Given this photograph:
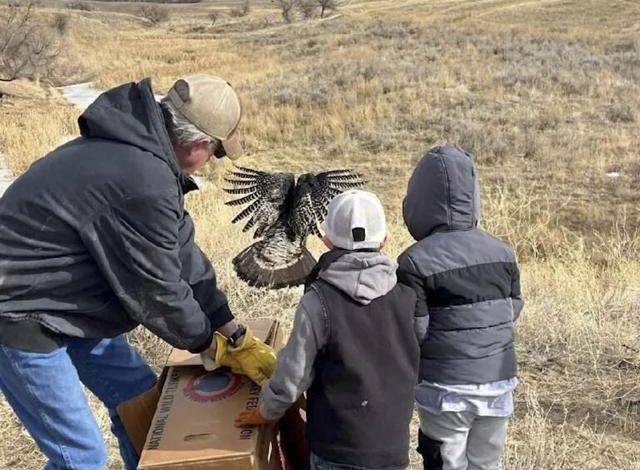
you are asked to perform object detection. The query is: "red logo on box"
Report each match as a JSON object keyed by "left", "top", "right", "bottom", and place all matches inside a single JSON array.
[{"left": 184, "top": 369, "right": 243, "bottom": 402}]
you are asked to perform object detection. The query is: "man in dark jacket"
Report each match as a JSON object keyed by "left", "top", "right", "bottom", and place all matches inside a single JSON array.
[
  {"left": 0, "top": 74, "right": 275, "bottom": 470},
  {"left": 397, "top": 146, "right": 524, "bottom": 470}
]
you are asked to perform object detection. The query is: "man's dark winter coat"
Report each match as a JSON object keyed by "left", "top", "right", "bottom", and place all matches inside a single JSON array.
[{"left": 0, "top": 79, "right": 231, "bottom": 352}]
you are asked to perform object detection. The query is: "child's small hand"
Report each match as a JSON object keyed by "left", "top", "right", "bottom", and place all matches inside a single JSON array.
[{"left": 235, "top": 409, "right": 274, "bottom": 427}]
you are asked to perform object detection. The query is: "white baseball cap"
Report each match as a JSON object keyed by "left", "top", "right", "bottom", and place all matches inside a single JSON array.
[{"left": 322, "top": 190, "right": 387, "bottom": 250}]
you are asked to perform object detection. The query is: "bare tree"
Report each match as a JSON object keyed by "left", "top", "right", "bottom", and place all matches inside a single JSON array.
[
  {"left": 207, "top": 11, "right": 219, "bottom": 26},
  {"left": 138, "top": 4, "right": 169, "bottom": 25},
  {"left": 317, "top": 0, "right": 337, "bottom": 18},
  {"left": 298, "top": 1, "right": 316, "bottom": 19},
  {"left": 0, "top": 1, "right": 63, "bottom": 82},
  {"left": 240, "top": 0, "right": 250, "bottom": 16},
  {"left": 272, "top": 0, "right": 297, "bottom": 23},
  {"left": 52, "top": 13, "right": 70, "bottom": 35}
]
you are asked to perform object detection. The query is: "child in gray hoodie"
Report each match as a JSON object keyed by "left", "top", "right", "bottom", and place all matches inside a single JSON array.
[{"left": 236, "top": 189, "right": 420, "bottom": 470}]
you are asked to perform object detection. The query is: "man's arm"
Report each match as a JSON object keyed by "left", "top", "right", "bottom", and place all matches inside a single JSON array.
[
  {"left": 259, "top": 291, "right": 328, "bottom": 421},
  {"left": 178, "top": 210, "right": 235, "bottom": 337},
  {"left": 397, "top": 253, "right": 429, "bottom": 344},
  {"left": 80, "top": 188, "right": 215, "bottom": 352}
]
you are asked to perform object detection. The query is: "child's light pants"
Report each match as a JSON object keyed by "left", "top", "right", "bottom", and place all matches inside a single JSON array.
[{"left": 417, "top": 409, "right": 508, "bottom": 470}]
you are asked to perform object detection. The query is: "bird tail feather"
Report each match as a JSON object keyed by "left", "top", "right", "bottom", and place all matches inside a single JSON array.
[{"left": 232, "top": 243, "right": 316, "bottom": 289}]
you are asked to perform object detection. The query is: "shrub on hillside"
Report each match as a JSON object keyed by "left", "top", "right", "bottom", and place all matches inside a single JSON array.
[
  {"left": 316, "top": 0, "right": 338, "bottom": 18},
  {"left": 207, "top": 11, "right": 219, "bottom": 26},
  {"left": 272, "top": 0, "right": 297, "bottom": 23},
  {"left": 271, "top": 0, "right": 341, "bottom": 22},
  {"left": 229, "top": 0, "right": 250, "bottom": 17},
  {"left": 298, "top": 1, "right": 316, "bottom": 19},
  {"left": 0, "top": 1, "right": 65, "bottom": 82},
  {"left": 138, "top": 4, "right": 169, "bottom": 24},
  {"left": 65, "top": 0, "right": 94, "bottom": 10},
  {"left": 606, "top": 103, "right": 636, "bottom": 123},
  {"left": 52, "top": 13, "right": 70, "bottom": 34},
  {"left": 93, "top": 0, "right": 200, "bottom": 3}
]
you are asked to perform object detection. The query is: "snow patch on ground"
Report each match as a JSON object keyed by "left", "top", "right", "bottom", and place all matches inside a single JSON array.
[
  {"left": 57, "top": 82, "right": 163, "bottom": 111},
  {"left": 58, "top": 82, "right": 103, "bottom": 111}
]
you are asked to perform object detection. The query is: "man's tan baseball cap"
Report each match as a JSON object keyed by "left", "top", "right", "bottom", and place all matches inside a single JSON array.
[{"left": 167, "top": 74, "right": 243, "bottom": 159}]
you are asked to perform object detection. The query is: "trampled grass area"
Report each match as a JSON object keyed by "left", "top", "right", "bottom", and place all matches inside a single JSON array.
[{"left": 0, "top": 1, "right": 639, "bottom": 468}]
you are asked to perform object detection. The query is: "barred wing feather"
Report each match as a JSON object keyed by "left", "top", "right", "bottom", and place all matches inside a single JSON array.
[
  {"left": 223, "top": 166, "right": 295, "bottom": 239},
  {"left": 290, "top": 170, "right": 365, "bottom": 237}
]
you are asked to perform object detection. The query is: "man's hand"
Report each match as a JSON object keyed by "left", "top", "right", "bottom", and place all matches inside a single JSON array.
[
  {"left": 235, "top": 409, "right": 274, "bottom": 428},
  {"left": 200, "top": 347, "right": 218, "bottom": 371},
  {"left": 214, "top": 327, "right": 276, "bottom": 385}
]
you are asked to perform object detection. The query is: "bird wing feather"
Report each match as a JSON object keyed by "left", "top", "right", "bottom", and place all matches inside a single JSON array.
[
  {"left": 223, "top": 166, "right": 295, "bottom": 238},
  {"left": 290, "top": 169, "right": 365, "bottom": 238}
]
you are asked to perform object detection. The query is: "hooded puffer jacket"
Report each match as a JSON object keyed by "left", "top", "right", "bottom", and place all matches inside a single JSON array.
[{"left": 398, "top": 146, "right": 523, "bottom": 384}]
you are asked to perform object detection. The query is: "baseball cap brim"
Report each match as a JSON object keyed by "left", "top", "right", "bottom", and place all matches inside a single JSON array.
[
  {"left": 216, "top": 134, "right": 243, "bottom": 160},
  {"left": 214, "top": 135, "right": 244, "bottom": 160}
]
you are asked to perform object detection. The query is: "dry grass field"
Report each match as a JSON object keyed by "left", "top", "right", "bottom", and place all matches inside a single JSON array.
[{"left": 1, "top": 0, "right": 639, "bottom": 469}]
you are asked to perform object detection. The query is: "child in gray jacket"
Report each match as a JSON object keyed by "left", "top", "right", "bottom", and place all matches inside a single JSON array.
[
  {"left": 398, "top": 146, "right": 524, "bottom": 470},
  {"left": 236, "top": 189, "right": 420, "bottom": 470}
]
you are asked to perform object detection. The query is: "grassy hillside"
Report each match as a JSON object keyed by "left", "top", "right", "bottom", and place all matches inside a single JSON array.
[{"left": 0, "top": 1, "right": 639, "bottom": 468}]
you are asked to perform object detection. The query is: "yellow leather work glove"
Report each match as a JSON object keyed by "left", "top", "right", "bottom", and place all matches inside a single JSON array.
[{"left": 214, "top": 327, "right": 276, "bottom": 385}]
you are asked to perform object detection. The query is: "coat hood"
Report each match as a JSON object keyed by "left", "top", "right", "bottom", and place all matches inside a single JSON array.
[
  {"left": 402, "top": 146, "right": 482, "bottom": 241},
  {"left": 78, "top": 78, "right": 180, "bottom": 176},
  {"left": 318, "top": 251, "right": 398, "bottom": 305}
]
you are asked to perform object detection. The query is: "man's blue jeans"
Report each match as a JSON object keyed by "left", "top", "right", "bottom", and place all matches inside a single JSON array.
[{"left": 0, "top": 335, "right": 157, "bottom": 470}]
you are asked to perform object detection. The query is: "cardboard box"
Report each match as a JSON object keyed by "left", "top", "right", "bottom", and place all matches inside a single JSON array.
[{"left": 118, "top": 319, "right": 284, "bottom": 470}]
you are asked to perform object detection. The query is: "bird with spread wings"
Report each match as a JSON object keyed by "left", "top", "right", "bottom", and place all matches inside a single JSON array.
[{"left": 223, "top": 166, "right": 365, "bottom": 289}]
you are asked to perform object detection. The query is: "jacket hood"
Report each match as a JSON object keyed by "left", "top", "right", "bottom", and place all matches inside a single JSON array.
[
  {"left": 402, "top": 146, "right": 482, "bottom": 241},
  {"left": 318, "top": 251, "right": 398, "bottom": 305},
  {"left": 78, "top": 78, "right": 180, "bottom": 176}
]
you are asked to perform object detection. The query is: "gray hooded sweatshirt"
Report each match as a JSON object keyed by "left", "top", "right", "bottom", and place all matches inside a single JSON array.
[{"left": 259, "top": 251, "right": 401, "bottom": 420}]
